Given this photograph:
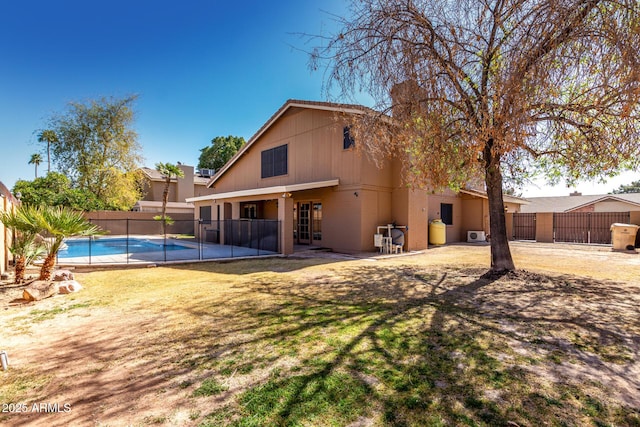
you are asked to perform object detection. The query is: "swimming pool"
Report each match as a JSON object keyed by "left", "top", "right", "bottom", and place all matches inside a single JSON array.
[{"left": 57, "top": 238, "right": 191, "bottom": 258}]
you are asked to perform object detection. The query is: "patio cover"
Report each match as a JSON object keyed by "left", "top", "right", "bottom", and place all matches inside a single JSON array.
[{"left": 185, "top": 179, "right": 340, "bottom": 203}]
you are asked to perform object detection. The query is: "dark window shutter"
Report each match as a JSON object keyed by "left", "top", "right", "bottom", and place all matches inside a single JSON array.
[
  {"left": 274, "top": 145, "right": 287, "bottom": 176},
  {"left": 261, "top": 144, "right": 287, "bottom": 178},
  {"left": 441, "top": 203, "right": 453, "bottom": 225},
  {"left": 261, "top": 148, "right": 274, "bottom": 178}
]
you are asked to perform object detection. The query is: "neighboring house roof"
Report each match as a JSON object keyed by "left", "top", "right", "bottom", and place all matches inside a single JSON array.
[
  {"left": 459, "top": 188, "right": 530, "bottom": 206},
  {"left": 141, "top": 167, "right": 172, "bottom": 181},
  {"left": 521, "top": 193, "right": 640, "bottom": 213},
  {"left": 140, "top": 167, "right": 209, "bottom": 185},
  {"left": 207, "top": 99, "right": 381, "bottom": 188}
]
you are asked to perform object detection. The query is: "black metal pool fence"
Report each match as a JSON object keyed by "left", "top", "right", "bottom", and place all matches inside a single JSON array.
[{"left": 57, "top": 219, "right": 281, "bottom": 265}]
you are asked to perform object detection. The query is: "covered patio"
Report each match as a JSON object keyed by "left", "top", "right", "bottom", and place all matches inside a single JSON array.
[{"left": 187, "top": 179, "right": 340, "bottom": 255}]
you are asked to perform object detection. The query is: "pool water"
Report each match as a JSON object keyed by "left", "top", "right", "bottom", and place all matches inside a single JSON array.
[{"left": 57, "top": 238, "right": 190, "bottom": 258}]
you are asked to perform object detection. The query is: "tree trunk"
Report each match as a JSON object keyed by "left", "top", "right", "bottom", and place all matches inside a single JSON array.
[
  {"left": 14, "top": 256, "right": 26, "bottom": 284},
  {"left": 484, "top": 140, "right": 516, "bottom": 272},
  {"left": 162, "top": 179, "right": 170, "bottom": 236},
  {"left": 39, "top": 254, "right": 56, "bottom": 281}
]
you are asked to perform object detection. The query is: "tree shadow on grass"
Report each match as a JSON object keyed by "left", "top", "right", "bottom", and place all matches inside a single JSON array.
[
  {"left": 191, "top": 265, "right": 640, "bottom": 426},
  {"left": 4, "top": 263, "right": 638, "bottom": 426}
]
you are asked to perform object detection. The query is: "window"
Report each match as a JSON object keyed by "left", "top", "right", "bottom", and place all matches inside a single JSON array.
[
  {"left": 441, "top": 203, "right": 453, "bottom": 225},
  {"left": 241, "top": 203, "right": 258, "bottom": 219},
  {"left": 261, "top": 144, "right": 288, "bottom": 178},
  {"left": 343, "top": 126, "right": 355, "bottom": 149},
  {"left": 312, "top": 202, "right": 322, "bottom": 241}
]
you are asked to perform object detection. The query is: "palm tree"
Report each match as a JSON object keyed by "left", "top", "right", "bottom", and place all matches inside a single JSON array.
[
  {"left": 35, "top": 206, "right": 103, "bottom": 280},
  {"left": 29, "top": 153, "right": 43, "bottom": 178},
  {"left": 37, "top": 129, "right": 58, "bottom": 174},
  {"left": 154, "top": 162, "right": 184, "bottom": 235},
  {"left": 0, "top": 205, "right": 46, "bottom": 283}
]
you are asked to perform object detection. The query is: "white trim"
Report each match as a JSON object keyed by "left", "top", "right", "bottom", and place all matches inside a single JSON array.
[{"left": 186, "top": 179, "right": 340, "bottom": 203}]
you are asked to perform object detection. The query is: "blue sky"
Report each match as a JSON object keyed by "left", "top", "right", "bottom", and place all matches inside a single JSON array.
[{"left": 0, "top": 0, "right": 636, "bottom": 197}]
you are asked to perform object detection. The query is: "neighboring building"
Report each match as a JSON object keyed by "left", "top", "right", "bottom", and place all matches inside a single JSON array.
[
  {"left": 187, "top": 99, "right": 528, "bottom": 255},
  {"left": 0, "top": 181, "right": 19, "bottom": 277},
  {"left": 521, "top": 192, "right": 640, "bottom": 213},
  {"left": 135, "top": 164, "right": 215, "bottom": 213}
]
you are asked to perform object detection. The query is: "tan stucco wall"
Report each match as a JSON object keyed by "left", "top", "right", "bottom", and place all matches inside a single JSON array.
[
  {"left": 460, "top": 198, "right": 484, "bottom": 241},
  {"left": 428, "top": 191, "right": 463, "bottom": 243},
  {"left": 84, "top": 211, "right": 195, "bottom": 235},
  {"left": 143, "top": 181, "right": 177, "bottom": 203},
  {"left": 504, "top": 201, "right": 521, "bottom": 213},
  {"left": 176, "top": 164, "right": 195, "bottom": 202},
  {"left": 505, "top": 212, "right": 514, "bottom": 240},
  {"left": 389, "top": 188, "right": 429, "bottom": 251}
]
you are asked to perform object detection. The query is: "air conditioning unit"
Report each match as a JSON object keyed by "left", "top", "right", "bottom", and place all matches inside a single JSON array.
[{"left": 467, "top": 231, "right": 486, "bottom": 243}]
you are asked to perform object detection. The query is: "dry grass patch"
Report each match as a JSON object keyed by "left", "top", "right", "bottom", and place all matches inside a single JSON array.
[{"left": 1, "top": 246, "right": 639, "bottom": 426}]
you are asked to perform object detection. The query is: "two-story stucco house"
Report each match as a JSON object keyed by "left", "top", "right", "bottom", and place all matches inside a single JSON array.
[{"left": 187, "top": 100, "right": 527, "bottom": 255}]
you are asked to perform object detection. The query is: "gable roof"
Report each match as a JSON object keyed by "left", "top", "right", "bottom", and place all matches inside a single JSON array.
[
  {"left": 206, "top": 99, "right": 379, "bottom": 188},
  {"left": 521, "top": 193, "right": 640, "bottom": 213}
]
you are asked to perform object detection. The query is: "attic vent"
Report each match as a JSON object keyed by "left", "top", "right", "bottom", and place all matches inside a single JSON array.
[{"left": 199, "top": 168, "right": 215, "bottom": 177}]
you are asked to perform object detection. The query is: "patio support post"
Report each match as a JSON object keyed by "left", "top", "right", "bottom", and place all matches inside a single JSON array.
[{"left": 279, "top": 196, "right": 294, "bottom": 255}]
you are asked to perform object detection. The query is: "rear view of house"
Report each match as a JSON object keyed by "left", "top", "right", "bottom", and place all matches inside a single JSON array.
[{"left": 188, "top": 100, "right": 527, "bottom": 255}]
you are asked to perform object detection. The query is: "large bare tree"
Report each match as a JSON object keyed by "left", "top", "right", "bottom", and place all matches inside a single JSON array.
[{"left": 313, "top": 0, "right": 640, "bottom": 271}]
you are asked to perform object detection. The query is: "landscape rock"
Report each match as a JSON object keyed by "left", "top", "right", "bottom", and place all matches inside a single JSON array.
[
  {"left": 23, "top": 281, "right": 60, "bottom": 301},
  {"left": 52, "top": 270, "right": 75, "bottom": 281},
  {"left": 58, "top": 280, "right": 83, "bottom": 294}
]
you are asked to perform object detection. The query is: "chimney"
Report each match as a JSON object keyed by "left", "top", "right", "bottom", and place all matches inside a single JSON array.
[
  {"left": 569, "top": 191, "right": 582, "bottom": 196},
  {"left": 390, "top": 80, "right": 423, "bottom": 117}
]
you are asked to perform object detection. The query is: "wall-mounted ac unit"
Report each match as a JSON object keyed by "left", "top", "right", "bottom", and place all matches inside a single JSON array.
[{"left": 467, "top": 231, "right": 486, "bottom": 243}]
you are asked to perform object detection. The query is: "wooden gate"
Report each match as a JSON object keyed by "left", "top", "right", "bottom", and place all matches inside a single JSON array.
[
  {"left": 513, "top": 213, "right": 536, "bottom": 240},
  {"left": 553, "top": 212, "right": 630, "bottom": 244}
]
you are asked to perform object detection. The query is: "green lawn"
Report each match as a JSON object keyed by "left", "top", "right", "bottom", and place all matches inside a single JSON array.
[{"left": 1, "top": 247, "right": 639, "bottom": 426}]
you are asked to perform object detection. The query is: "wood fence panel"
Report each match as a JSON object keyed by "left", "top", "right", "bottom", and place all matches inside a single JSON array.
[
  {"left": 553, "top": 212, "right": 630, "bottom": 244},
  {"left": 513, "top": 213, "right": 536, "bottom": 240}
]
